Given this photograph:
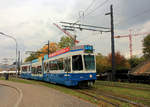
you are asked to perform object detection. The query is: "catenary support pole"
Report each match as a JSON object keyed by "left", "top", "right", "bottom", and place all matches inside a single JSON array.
[{"left": 106, "top": 5, "right": 116, "bottom": 81}]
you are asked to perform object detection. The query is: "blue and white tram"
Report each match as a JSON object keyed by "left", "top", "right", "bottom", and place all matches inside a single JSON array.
[
  {"left": 21, "top": 45, "right": 96, "bottom": 86},
  {"left": 20, "top": 62, "right": 31, "bottom": 79},
  {"left": 30, "top": 59, "right": 43, "bottom": 80}
]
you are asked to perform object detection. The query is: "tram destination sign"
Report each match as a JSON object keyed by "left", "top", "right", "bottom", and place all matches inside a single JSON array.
[
  {"left": 84, "top": 45, "right": 93, "bottom": 53},
  {"left": 71, "top": 45, "right": 93, "bottom": 53}
]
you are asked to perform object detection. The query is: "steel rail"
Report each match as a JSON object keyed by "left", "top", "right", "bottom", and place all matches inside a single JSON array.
[
  {"left": 76, "top": 89, "right": 119, "bottom": 107},
  {"left": 88, "top": 88, "right": 148, "bottom": 107}
]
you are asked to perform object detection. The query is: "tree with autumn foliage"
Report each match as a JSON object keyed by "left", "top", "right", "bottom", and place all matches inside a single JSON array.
[
  {"left": 128, "top": 56, "right": 145, "bottom": 68},
  {"left": 25, "top": 42, "right": 60, "bottom": 62},
  {"left": 39, "top": 42, "right": 60, "bottom": 57},
  {"left": 25, "top": 51, "right": 41, "bottom": 62},
  {"left": 58, "top": 36, "right": 74, "bottom": 48},
  {"left": 143, "top": 34, "right": 150, "bottom": 59},
  {"left": 107, "top": 52, "right": 130, "bottom": 70},
  {"left": 96, "top": 53, "right": 111, "bottom": 74}
]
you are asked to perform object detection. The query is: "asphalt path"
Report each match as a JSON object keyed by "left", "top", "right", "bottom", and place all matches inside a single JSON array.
[
  {"left": 0, "top": 80, "right": 97, "bottom": 107},
  {"left": 0, "top": 85, "right": 18, "bottom": 107}
]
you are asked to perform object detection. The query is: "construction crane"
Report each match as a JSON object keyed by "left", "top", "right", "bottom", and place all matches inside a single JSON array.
[
  {"left": 115, "top": 31, "right": 150, "bottom": 58},
  {"left": 53, "top": 23, "right": 79, "bottom": 46}
]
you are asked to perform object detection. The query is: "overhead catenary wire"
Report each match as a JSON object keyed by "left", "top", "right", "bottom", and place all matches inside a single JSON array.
[
  {"left": 115, "top": 8, "right": 150, "bottom": 26},
  {"left": 74, "top": 0, "right": 110, "bottom": 24},
  {"left": 62, "top": 26, "right": 110, "bottom": 32},
  {"left": 60, "top": 21, "right": 111, "bottom": 33},
  {"left": 84, "top": 0, "right": 96, "bottom": 13},
  {"left": 60, "top": 21, "right": 110, "bottom": 29},
  {"left": 85, "top": 0, "right": 110, "bottom": 17},
  {"left": 74, "top": 0, "right": 97, "bottom": 24}
]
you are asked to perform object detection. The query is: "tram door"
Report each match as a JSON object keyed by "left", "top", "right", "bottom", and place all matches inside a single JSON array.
[{"left": 64, "top": 57, "right": 71, "bottom": 79}]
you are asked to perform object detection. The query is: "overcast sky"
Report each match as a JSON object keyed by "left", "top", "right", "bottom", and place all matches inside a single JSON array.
[{"left": 0, "top": 0, "right": 150, "bottom": 63}]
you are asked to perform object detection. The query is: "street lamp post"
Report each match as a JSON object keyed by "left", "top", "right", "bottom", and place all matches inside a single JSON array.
[{"left": 0, "top": 32, "right": 18, "bottom": 76}]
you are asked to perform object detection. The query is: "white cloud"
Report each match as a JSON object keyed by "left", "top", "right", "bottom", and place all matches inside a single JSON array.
[
  {"left": 0, "top": 0, "right": 150, "bottom": 63},
  {"left": 0, "top": 0, "right": 78, "bottom": 62}
]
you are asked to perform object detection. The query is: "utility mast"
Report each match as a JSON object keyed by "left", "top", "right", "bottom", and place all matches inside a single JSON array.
[{"left": 105, "top": 5, "right": 116, "bottom": 81}]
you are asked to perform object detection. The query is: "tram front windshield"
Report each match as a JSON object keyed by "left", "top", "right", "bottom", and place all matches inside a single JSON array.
[
  {"left": 84, "top": 55, "right": 95, "bottom": 70},
  {"left": 72, "top": 55, "right": 83, "bottom": 71}
]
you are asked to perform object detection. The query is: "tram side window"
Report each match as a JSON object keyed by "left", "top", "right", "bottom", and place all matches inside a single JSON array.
[
  {"left": 29, "top": 66, "right": 32, "bottom": 72},
  {"left": 72, "top": 55, "right": 83, "bottom": 71},
  {"left": 46, "top": 63, "right": 49, "bottom": 71},
  {"left": 54, "top": 61, "right": 58, "bottom": 70},
  {"left": 32, "top": 67, "right": 36, "bottom": 74},
  {"left": 57, "top": 58, "right": 64, "bottom": 70},
  {"left": 28, "top": 66, "right": 30, "bottom": 72},
  {"left": 25, "top": 66, "right": 28, "bottom": 72},
  {"left": 22, "top": 66, "right": 27, "bottom": 72},
  {"left": 49, "top": 59, "right": 64, "bottom": 71},
  {"left": 37, "top": 66, "right": 42, "bottom": 74},
  {"left": 21, "top": 67, "right": 24, "bottom": 72},
  {"left": 27, "top": 66, "right": 31, "bottom": 72},
  {"left": 64, "top": 58, "right": 71, "bottom": 72},
  {"left": 44, "top": 62, "right": 48, "bottom": 72},
  {"left": 49, "top": 61, "right": 57, "bottom": 70},
  {"left": 49, "top": 61, "right": 51, "bottom": 70}
]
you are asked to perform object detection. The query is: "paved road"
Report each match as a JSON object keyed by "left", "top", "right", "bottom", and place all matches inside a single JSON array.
[
  {"left": 0, "top": 84, "right": 18, "bottom": 107},
  {"left": 0, "top": 80, "right": 97, "bottom": 107}
]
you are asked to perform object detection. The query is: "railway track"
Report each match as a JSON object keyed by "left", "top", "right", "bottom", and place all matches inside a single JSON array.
[
  {"left": 74, "top": 86, "right": 149, "bottom": 107},
  {"left": 76, "top": 89, "right": 120, "bottom": 107},
  {"left": 95, "top": 82, "right": 150, "bottom": 105},
  {"left": 86, "top": 88, "right": 148, "bottom": 107},
  {"left": 96, "top": 82, "right": 150, "bottom": 92}
]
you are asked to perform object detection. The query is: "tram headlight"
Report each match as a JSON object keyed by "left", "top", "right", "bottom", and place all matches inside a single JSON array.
[{"left": 89, "top": 74, "right": 92, "bottom": 78}]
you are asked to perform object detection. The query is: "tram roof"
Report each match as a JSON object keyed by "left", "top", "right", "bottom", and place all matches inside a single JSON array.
[{"left": 31, "top": 45, "right": 93, "bottom": 63}]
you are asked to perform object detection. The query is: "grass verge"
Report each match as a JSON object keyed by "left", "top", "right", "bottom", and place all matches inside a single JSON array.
[
  {"left": 95, "top": 80, "right": 150, "bottom": 106},
  {"left": 96, "top": 80, "right": 150, "bottom": 89}
]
